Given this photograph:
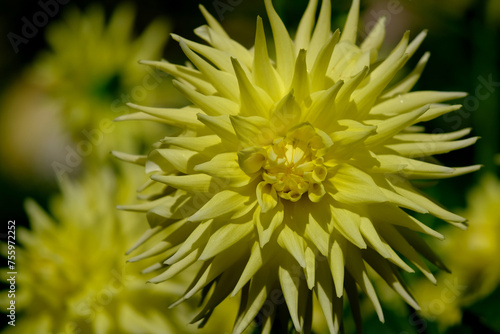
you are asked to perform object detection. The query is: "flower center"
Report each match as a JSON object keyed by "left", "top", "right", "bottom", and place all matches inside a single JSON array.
[{"left": 262, "top": 125, "right": 328, "bottom": 203}]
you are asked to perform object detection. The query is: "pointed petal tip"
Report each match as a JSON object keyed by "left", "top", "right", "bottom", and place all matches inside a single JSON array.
[
  {"left": 435, "top": 232, "right": 445, "bottom": 241},
  {"left": 149, "top": 174, "right": 162, "bottom": 182},
  {"left": 397, "top": 30, "right": 410, "bottom": 44},
  {"left": 126, "top": 102, "right": 140, "bottom": 109},
  {"left": 442, "top": 264, "right": 452, "bottom": 274},
  {"left": 138, "top": 59, "right": 160, "bottom": 66},
  {"left": 178, "top": 38, "right": 189, "bottom": 51},
  {"left": 452, "top": 164, "right": 483, "bottom": 176},
  {"left": 457, "top": 220, "right": 468, "bottom": 230},
  {"left": 170, "top": 33, "right": 181, "bottom": 42}
]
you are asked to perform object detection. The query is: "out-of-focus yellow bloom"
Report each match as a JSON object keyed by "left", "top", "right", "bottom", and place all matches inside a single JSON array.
[
  {"left": 32, "top": 3, "right": 180, "bottom": 156},
  {"left": 34, "top": 3, "right": 171, "bottom": 133},
  {"left": 116, "top": 0, "right": 478, "bottom": 332},
  {"left": 415, "top": 174, "right": 500, "bottom": 329},
  {"left": 0, "top": 167, "right": 234, "bottom": 334},
  {"left": 449, "top": 174, "right": 500, "bottom": 301},
  {"left": 0, "top": 4, "right": 179, "bottom": 184},
  {"left": 412, "top": 273, "right": 464, "bottom": 330}
]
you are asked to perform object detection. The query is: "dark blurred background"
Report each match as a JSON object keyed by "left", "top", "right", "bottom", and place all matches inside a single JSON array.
[{"left": 0, "top": 0, "right": 499, "bottom": 333}]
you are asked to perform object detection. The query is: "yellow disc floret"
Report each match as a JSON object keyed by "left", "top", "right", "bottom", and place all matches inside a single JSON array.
[{"left": 261, "top": 125, "right": 329, "bottom": 203}]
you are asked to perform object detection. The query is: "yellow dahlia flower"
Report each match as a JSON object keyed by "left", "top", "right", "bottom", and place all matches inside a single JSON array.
[
  {"left": 0, "top": 168, "right": 233, "bottom": 334},
  {"left": 117, "top": 0, "right": 479, "bottom": 332},
  {"left": 415, "top": 173, "right": 500, "bottom": 329}
]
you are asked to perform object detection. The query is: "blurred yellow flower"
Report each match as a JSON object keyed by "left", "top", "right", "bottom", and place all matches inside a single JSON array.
[
  {"left": 415, "top": 174, "right": 500, "bottom": 329},
  {"left": 117, "top": 0, "right": 479, "bottom": 332},
  {"left": 449, "top": 174, "right": 500, "bottom": 300},
  {"left": 35, "top": 3, "right": 169, "bottom": 129},
  {"left": 0, "top": 167, "right": 234, "bottom": 334},
  {"left": 33, "top": 3, "right": 179, "bottom": 153},
  {"left": 0, "top": 4, "right": 179, "bottom": 185}
]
